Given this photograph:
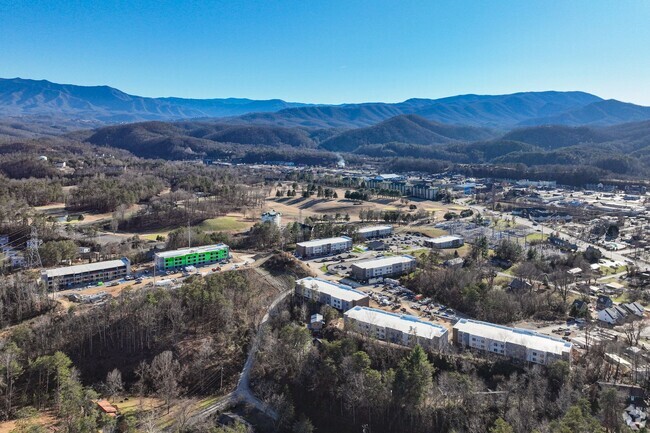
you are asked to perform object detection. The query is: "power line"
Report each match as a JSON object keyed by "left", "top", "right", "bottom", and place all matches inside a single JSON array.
[{"left": 25, "top": 226, "right": 42, "bottom": 269}]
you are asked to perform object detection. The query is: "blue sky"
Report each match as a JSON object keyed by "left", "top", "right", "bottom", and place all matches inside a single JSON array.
[{"left": 1, "top": 0, "right": 649, "bottom": 104}]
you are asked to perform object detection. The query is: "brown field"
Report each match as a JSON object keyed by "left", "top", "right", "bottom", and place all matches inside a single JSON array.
[
  {"left": 0, "top": 412, "right": 57, "bottom": 433},
  {"left": 265, "top": 187, "right": 468, "bottom": 225}
]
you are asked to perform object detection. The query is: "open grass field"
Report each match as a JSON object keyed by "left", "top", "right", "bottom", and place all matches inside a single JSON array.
[
  {"left": 34, "top": 203, "right": 142, "bottom": 225},
  {"left": 199, "top": 215, "right": 252, "bottom": 232},
  {"left": 0, "top": 412, "right": 57, "bottom": 433},
  {"left": 525, "top": 232, "right": 549, "bottom": 242},
  {"left": 404, "top": 226, "right": 448, "bottom": 238},
  {"left": 598, "top": 265, "right": 628, "bottom": 276},
  {"left": 141, "top": 230, "right": 171, "bottom": 241}
]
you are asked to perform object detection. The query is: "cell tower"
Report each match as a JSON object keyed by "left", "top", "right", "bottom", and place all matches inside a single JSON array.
[{"left": 25, "top": 226, "right": 43, "bottom": 269}]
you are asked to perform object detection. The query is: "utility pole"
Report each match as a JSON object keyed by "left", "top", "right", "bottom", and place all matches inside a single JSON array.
[{"left": 188, "top": 217, "right": 191, "bottom": 248}]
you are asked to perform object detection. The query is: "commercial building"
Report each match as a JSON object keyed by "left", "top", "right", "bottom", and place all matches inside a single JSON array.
[
  {"left": 295, "top": 236, "right": 352, "bottom": 259},
  {"left": 261, "top": 210, "right": 282, "bottom": 227},
  {"left": 295, "top": 277, "right": 369, "bottom": 311},
  {"left": 365, "top": 179, "right": 439, "bottom": 200},
  {"left": 154, "top": 244, "right": 229, "bottom": 271},
  {"left": 424, "top": 235, "right": 464, "bottom": 249},
  {"left": 452, "top": 318, "right": 572, "bottom": 365},
  {"left": 42, "top": 258, "right": 131, "bottom": 290},
  {"left": 344, "top": 306, "right": 448, "bottom": 351},
  {"left": 350, "top": 255, "right": 416, "bottom": 281},
  {"left": 374, "top": 174, "right": 406, "bottom": 182},
  {"left": 358, "top": 225, "right": 393, "bottom": 239}
]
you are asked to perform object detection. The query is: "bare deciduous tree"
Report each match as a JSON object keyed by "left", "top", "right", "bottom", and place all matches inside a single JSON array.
[
  {"left": 150, "top": 351, "right": 182, "bottom": 413},
  {"left": 105, "top": 368, "right": 123, "bottom": 402},
  {"left": 622, "top": 320, "right": 648, "bottom": 346}
]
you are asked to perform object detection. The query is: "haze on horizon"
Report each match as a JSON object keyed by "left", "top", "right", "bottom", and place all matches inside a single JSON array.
[{"left": 1, "top": 0, "right": 649, "bottom": 105}]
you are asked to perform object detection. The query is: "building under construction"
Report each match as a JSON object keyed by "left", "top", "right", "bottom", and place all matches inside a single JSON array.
[{"left": 154, "top": 244, "right": 230, "bottom": 271}]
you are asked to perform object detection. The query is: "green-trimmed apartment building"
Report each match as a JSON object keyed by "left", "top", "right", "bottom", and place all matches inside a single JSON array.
[{"left": 154, "top": 244, "right": 230, "bottom": 271}]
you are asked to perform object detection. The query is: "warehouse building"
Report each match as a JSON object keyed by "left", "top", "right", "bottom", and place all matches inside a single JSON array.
[
  {"left": 424, "top": 235, "right": 464, "bottom": 249},
  {"left": 358, "top": 225, "right": 393, "bottom": 239},
  {"left": 295, "top": 277, "right": 369, "bottom": 311},
  {"left": 344, "top": 306, "right": 448, "bottom": 351},
  {"left": 154, "top": 244, "right": 229, "bottom": 271},
  {"left": 42, "top": 258, "right": 131, "bottom": 290},
  {"left": 295, "top": 236, "right": 352, "bottom": 259},
  {"left": 452, "top": 319, "right": 572, "bottom": 365},
  {"left": 350, "top": 255, "right": 416, "bottom": 281}
]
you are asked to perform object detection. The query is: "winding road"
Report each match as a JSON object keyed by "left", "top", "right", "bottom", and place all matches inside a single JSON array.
[{"left": 188, "top": 268, "right": 292, "bottom": 424}]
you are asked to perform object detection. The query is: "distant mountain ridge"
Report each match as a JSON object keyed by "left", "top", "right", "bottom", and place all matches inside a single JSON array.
[
  {"left": 0, "top": 78, "right": 310, "bottom": 123},
  {"left": 2, "top": 77, "right": 650, "bottom": 130},
  {"left": 320, "top": 114, "right": 496, "bottom": 152},
  {"left": 231, "top": 91, "right": 607, "bottom": 129}
]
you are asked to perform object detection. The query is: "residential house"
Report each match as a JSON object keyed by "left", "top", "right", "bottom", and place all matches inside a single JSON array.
[
  {"left": 597, "top": 295, "right": 614, "bottom": 310},
  {"left": 598, "top": 307, "right": 626, "bottom": 325},
  {"left": 623, "top": 302, "right": 645, "bottom": 318},
  {"left": 571, "top": 299, "right": 589, "bottom": 315}
]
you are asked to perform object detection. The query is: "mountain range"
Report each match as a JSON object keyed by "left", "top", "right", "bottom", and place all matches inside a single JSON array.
[
  {"left": 3, "top": 78, "right": 650, "bottom": 130},
  {"left": 0, "top": 78, "right": 309, "bottom": 124},
  {"left": 3, "top": 77, "right": 650, "bottom": 179}
]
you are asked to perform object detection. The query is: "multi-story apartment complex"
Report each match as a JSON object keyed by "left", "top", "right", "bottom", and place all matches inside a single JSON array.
[
  {"left": 42, "top": 258, "right": 131, "bottom": 290},
  {"left": 350, "top": 255, "right": 416, "bottom": 281},
  {"left": 154, "top": 244, "right": 229, "bottom": 271},
  {"left": 357, "top": 225, "right": 393, "bottom": 239},
  {"left": 295, "top": 277, "right": 369, "bottom": 311},
  {"left": 424, "top": 235, "right": 464, "bottom": 249},
  {"left": 344, "top": 306, "right": 448, "bottom": 351},
  {"left": 295, "top": 236, "right": 353, "bottom": 259},
  {"left": 452, "top": 319, "right": 572, "bottom": 365}
]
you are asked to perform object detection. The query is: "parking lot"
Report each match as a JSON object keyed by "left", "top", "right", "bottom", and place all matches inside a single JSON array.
[
  {"left": 379, "top": 232, "right": 431, "bottom": 252},
  {"left": 355, "top": 281, "right": 465, "bottom": 332}
]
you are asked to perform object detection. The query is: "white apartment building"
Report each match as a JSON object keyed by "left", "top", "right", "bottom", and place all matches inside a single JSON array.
[
  {"left": 295, "top": 277, "right": 369, "bottom": 311},
  {"left": 350, "top": 255, "right": 416, "bottom": 281},
  {"left": 453, "top": 319, "right": 572, "bottom": 365},
  {"left": 357, "top": 225, "right": 393, "bottom": 239},
  {"left": 296, "top": 236, "right": 353, "bottom": 259},
  {"left": 344, "top": 306, "right": 449, "bottom": 351}
]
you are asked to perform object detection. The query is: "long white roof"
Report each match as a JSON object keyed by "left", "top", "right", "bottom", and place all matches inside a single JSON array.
[
  {"left": 345, "top": 306, "right": 447, "bottom": 339},
  {"left": 296, "top": 277, "right": 367, "bottom": 302},
  {"left": 427, "top": 235, "right": 464, "bottom": 243},
  {"left": 43, "top": 259, "right": 129, "bottom": 278},
  {"left": 351, "top": 255, "right": 415, "bottom": 270},
  {"left": 155, "top": 243, "right": 228, "bottom": 259},
  {"left": 297, "top": 236, "right": 352, "bottom": 248},
  {"left": 453, "top": 319, "right": 572, "bottom": 356},
  {"left": 358, "top": 225, "right": 392, "bottom": 234}
]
